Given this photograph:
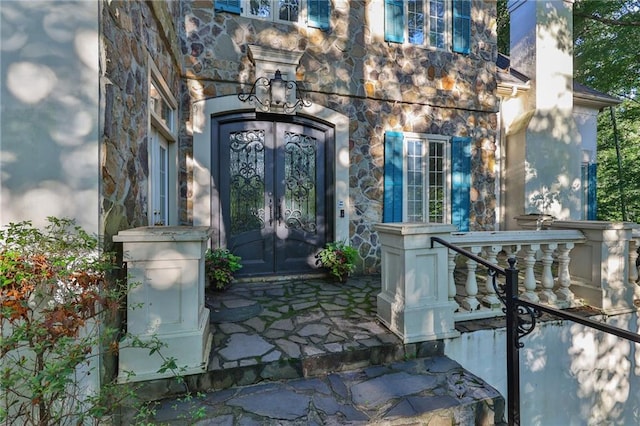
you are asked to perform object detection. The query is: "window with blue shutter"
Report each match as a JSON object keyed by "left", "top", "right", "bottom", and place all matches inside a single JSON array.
[
  {"left": 452, "top": 0, "right": 471, "bottom": 54},
  {"left": 385, "top": 0, "right": 405, "bottom": 43},
  {"left": 215, "top": 0, "right": 241, "bottom": 14},
  {"left": 587, "top": 163, "right": 597, "bottom": 220},
  {"left": 384, "top": 131, "right": 404, "bottom": 222},
  {"left": 451, "top": 136, "right": 471, "bottom": 231},
  {"left": 308, "top": 0, "right": 330, "bottom": 30}
]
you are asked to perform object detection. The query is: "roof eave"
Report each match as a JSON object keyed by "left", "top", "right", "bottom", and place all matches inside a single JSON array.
[{"left": 573, "top": 92, "right": 622, "bottom": 110}]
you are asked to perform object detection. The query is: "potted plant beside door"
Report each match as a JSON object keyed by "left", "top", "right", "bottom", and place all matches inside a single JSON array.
[
  {"left": 204, "top": 248, "right": 243, "bottom": 291},
  {"left": 315, "top": 241, "right": 358, "bottom": 283}
]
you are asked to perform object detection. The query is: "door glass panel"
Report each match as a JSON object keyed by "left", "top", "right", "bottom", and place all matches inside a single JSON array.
[
  {"left": 283, "top": 131, "right": 317, "bottom": 234},
  {"left": 229, "top": 130, "right": 266, "bottom": 234}
]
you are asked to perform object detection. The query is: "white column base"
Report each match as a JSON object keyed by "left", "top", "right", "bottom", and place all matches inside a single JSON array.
[
  {"left": 377, "top": 292, "right": 460, "bottom": 343},
  {"left": 117, "top": 311, "right": 212, "bottom": 383}
]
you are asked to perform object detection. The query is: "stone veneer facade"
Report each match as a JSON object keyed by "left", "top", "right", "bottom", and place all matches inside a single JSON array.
[
  {"left": 100, "top": 0, "right": 499, "bottom": 273},
  {"left": 100, "top": 1, "right": 183, "bottom": 250}
]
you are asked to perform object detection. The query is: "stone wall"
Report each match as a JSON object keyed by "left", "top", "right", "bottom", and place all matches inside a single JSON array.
[
  {"left": 180, "top": 0, "right": 499, "bottom": 273},
  {"left": 100, "top": 0, "right": 183, "bottom": 248}
]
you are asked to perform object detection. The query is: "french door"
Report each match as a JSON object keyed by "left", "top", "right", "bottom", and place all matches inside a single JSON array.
[{"left": 213, "top": 115, "right": 333, "bottom": 276}]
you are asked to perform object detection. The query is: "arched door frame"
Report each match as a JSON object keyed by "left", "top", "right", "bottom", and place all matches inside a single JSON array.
[{"left": 192, "top": 95, "right": 349, "bottom": 246}]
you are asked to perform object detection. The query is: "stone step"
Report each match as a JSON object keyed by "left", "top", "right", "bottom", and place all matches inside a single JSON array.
[
  {"left": 144, "top": 356, "right": 506, "bottom": 425},
  {"left": 129, "top": 337, "right": 443, "bottom": 403}
]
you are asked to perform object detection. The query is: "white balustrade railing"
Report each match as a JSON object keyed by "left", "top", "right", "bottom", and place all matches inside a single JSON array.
[
  {"left": 375, "top": 222, "right": 640, "bottom": 344},
  {"left": 448, "top": 230, "right": 586, "bottom": 321}
]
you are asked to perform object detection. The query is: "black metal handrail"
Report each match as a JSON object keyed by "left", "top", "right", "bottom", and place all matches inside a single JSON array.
[{"left": 431, "top": 236, "right": 640, "bottom": 426}]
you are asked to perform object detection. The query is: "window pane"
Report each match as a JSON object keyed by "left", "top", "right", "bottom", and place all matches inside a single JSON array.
[
  {"left": 150, "top": 81, "right": 173, "bottom": 131},
  {"left": 406, "top": 139, "right": 425, "bottom": 222},
  {"left": 408, "top": 0, "right": 424, "bottom": 44},
  {"left": 159, "top": 144, "right": 168, "bottom": 224},
  {"left": 427, "top": 140, "right": 445, "bottom": 222},
  {"left": 249, "top": 0, "right": 270, "bottom": 17},
  {"left": 278, "top": 0, "right": 299, "bottom": 21},
  {"left": 429, "top": 0, "right": 446, "bottom": 49}
]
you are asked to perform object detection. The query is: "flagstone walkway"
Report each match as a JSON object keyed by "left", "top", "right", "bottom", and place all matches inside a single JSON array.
[
  {"left": 137, "top": 276, "right": 505, "bottom": 425},
  {"left": 205, "top": 276, "right": 414, "bottom": 383}
]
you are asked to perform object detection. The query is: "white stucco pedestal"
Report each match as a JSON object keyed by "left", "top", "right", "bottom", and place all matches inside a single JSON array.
[
  {"left": 114, "top": 226, "right": 212, "bottom": 383},
  {"left": 375, "top": 223, "right": 460, "bottom": 343},
  {"left": 550, "top": 220, "right": 637, "bottom": 314}
]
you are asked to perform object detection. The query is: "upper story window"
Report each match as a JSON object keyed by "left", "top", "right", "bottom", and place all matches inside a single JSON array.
[
  {"left": 384, "top": 131, "right": 472, "bottom": 231},
  {"left": 215, "top": 0, "right": 330, "bottom": 30},
  {"left": 385, "top": 0, "right": 470, "bottom": 54}
]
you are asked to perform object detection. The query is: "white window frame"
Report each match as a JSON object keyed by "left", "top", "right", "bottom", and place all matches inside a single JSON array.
[
  {"left": 148, "top": 55, "right": 178, "bottom": 226},
  {"left": 150, "top": 129, "right": 170, "bottom": 226},
  {"left": 242, "top": 0, "right": 311, "bottom": 25},
  {"left": 406, "top": 0, "right": 452, "bottom": 50},
  {"left": 401, "top": 132, "right": 451, "bottom": 223}
]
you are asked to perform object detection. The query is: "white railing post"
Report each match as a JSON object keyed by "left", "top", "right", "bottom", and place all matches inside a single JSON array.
[
  {"left": 520, "top": 244, "right": 540, "bottom": 303},
  {"left": 461, "top": 246, "right": 481, "bottom": 311},
  {"left": 539, "top": 243, "right": 558, "bottom": 304},
  {"left": 375, "top": 223, "right": 460, "bottom": 343},
  {"left": 482, "top": 245, "right": 503, "bottom": 308},
  {"left": 555, "top": 242, "right": 577, "bottom": 307},
  {"left": 447, "top": 250, "right": 459, "bottom": 305}
]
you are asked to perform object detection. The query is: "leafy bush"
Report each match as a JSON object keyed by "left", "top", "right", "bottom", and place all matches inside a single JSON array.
[
  {"left": 315, "top": 241, "right": 358, "bottom": 282},
  {"left": 204, "top": 248, "right": 242, "bottom": 290},
  {"left": 0, "top": 218, "right": 186, "bottom": 424}
]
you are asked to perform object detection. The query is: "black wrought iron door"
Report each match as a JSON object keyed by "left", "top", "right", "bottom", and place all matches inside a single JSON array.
[{"left": 216, "top": 117, "right": 330, "bottom": 276}]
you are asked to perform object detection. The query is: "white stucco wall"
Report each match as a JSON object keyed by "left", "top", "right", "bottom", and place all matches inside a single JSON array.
[
  {"left": 574, "top": 104, "right": 600, "bottom": 163},
  {"left": 507, "top": 0, "right": 584, "bottom": 221},
  {"left": 446, "top": 312, "right": 640, "bottom": 425},
  {"left": 0, "top": 1, "right": 100, "bottom": 234}
]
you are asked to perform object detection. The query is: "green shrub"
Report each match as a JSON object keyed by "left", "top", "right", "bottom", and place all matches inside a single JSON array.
[
  {"left": 315, "top": 241, "right": 358, "bottom": 282},
  {"left": 0, "top": 218, "right": 184, "bottom": 425}
]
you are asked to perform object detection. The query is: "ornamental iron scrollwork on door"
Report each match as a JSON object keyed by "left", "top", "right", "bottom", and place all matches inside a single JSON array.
[
  {"left": 229, "top": 130, "right": 266, "bottom": 234},
  {"left": 284, "top": 131, "right": 317, "bottom": 234}
]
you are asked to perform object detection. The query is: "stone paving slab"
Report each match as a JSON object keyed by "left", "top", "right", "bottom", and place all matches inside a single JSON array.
[
  {"left": 148, "top": 357, "right": 504, "bottom": 425},
  {"left": 205, "top": 277, "right": 415, "bottom": 383},
  {"left": 121, "top": 276, "right": 505, "bottom": 424}
]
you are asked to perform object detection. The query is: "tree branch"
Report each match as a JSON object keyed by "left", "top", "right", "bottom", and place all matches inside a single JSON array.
[{"left": 574, "top": 12, "right": 640, "bottom": 27}]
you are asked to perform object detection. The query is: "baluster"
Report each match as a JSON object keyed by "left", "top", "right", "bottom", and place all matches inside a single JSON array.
[
  {"left": 628, "top": 239, "right": 639, "bottom": 286},
  {"left": 555, "top": 242, "right": 576, "bottom": 305},
  {"left": 447, "top": 250, "right": 459, "bottom": 309},
  {"left": 461, "top": 246, "right": 481, "bottom": 311},
  {"left": 482, "top": 245, "right": 503, "bottom": 308},
  {"left": 520, "top": 244, "right": 540, "bottom": 303},
  {"left": 539, "top": 243, "right": 558, "bottom": 304}
]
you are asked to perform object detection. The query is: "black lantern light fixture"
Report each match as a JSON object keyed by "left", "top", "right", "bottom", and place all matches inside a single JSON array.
[{"left": 238, "top": 70, "right": 311, "bottom": 114}]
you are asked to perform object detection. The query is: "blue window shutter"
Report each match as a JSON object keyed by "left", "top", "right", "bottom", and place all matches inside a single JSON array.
[
  {"left": 384, "top": 131, "right": 404, "bottom": 222},
  {"left": 308, "top": 0, "right": 330, "bottom": 30},
  {"left": 452, "top": 0, "right": 471, "bottom": 54},
  {"left": 451, "top": 136, "right": 471, "bottom": 231},
  {"left": 588, "top": 163, "right": 597, "bottom": 220},
  {"left": 385, "top": 0, "right": 404, "bottom": 43},
  {"left": 215, "top": 0, "right": 241, "bottom": 13}
]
